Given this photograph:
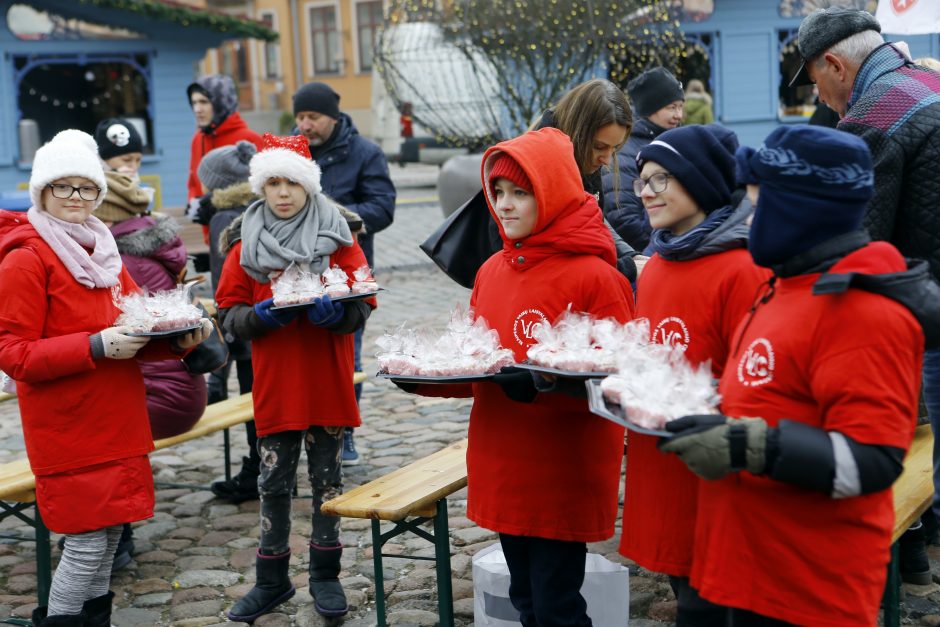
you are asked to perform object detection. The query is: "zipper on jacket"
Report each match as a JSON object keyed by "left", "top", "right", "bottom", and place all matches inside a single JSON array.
[{"left": 731, "top": 276, "right": 777, "bottom": 358}]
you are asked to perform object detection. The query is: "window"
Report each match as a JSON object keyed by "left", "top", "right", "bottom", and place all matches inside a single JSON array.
[
  {"left": 778, "top": 29, "right": 816, "bottom": 119},
  {"left": 356, "top": 1, "right": 383, "bottom": 73},
  {"left": 260, "top": 12, "right": 280, "bottom": 79},
  {"left": 218, "top": 41, "right": 250, "bottom": 84},
  {"left": 309, "top": 4, "right": 341, "bottom": 74}
]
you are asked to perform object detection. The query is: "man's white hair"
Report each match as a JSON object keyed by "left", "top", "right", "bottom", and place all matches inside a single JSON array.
[{"left": 815, "top": 29, "right": 885, "bottom": 67}]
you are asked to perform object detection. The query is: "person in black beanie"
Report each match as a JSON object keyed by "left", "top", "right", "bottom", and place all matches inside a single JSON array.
[
  {"left": 94, "top": 118, "right": 144, "bottom": 177},
  {"left": 601, "top": 67, "right": 685, "bottom": 254},
  {"left": 292, "top": 82, "right": 396, "bottom": 465}
]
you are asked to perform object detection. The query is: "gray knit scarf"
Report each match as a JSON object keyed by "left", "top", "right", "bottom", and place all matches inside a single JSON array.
[{"left": 238, "top": 194, "right": 353, "bottom": 284}]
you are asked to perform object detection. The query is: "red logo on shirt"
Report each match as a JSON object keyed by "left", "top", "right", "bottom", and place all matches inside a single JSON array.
[
  {"left": 513, "top": 308, "right": 548, "bottom": 347},
  {"left": 891, "top": 0, "right": 917, "bottom": 15},
  {"left": 653, "top": 316, "right": 690, "bottom": 351},
  {"left": 737, "top": 338, "right": 775, "bottom": 387}
]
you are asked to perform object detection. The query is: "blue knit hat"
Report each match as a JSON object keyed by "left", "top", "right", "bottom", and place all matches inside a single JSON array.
[
  {"left": 736, "top": 125, "right": 874, "bottom": 268},
  {"left": 636, "top": 124, "right": 738, "bottom": 213}
]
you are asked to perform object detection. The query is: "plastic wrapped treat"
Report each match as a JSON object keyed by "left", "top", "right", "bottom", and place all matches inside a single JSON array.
[
  {"left": 526, "top": 310, "right": 651, "bottom": 373},
  {"left": 322, "top": 265, "right": 351, "bottom": 297},
  {"left": 115, "top": 285, "right": 203, "bottom": 333},
  {"left": 271, "top": 263, "right": 324, "bottom": 306},
  {"left": 351, "top": 265, "right": 379, "bottom": 294}
]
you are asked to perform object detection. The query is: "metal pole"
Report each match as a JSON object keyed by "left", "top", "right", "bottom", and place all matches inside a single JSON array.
[
  {"left": 372, "top": 519, "right": 387, "bottom": 627},
  {"left": 223, "top": 428, "right": 232, "bottom": 481},
  {"left": 434, "top": 499, "right": 455, "bottom": 627},
  {"left": 35, "top": 506, "right": 51, "bottom": 606},
  {"left": 883, "top": 543, "right": 901, "bottom": 627}
]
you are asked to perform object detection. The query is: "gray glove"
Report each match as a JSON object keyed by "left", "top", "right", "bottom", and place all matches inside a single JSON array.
[
  {"left": 91, "top": 326, "right": 149, "bottom": 360},
  {"left": 173, "top": 319, "right": 214, "bottom": 351},
  {"left": 658, "top": 414, "right": 768, "bottom": 480}
]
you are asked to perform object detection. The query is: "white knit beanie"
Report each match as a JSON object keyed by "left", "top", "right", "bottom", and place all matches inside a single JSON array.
[{"left": 29, "top": 130, "right": 108, "bottom": 209}]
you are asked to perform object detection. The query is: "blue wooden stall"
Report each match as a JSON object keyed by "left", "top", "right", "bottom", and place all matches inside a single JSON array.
[{"left": 0, "top": 0, "right": 274, "bottom": 209}]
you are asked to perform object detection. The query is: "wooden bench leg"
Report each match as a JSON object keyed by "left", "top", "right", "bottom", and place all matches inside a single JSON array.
[
  {"left": 433, "top": 499, "right": 455, "bottom": 627},
  {"left": 883, "top": 542, "right": 901, "bottom": 627}
]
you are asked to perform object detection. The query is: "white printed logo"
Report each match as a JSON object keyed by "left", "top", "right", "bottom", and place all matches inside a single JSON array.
[
  {"left": 512, "top": 308, "right": 548, "bottom": 347},
  {"left": 737, "top": 338, "right": 775, "bottom": 387},
  {"left": 106, "top": 123, "right": 131, "bottom": 147},
  {"left": 653, "top": 316, "right": 690, "bottom": 351}
]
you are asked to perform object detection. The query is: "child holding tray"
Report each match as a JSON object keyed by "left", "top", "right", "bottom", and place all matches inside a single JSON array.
[
  {"left": 400, "top": 127, "right": 634, "bottom": 626},
  {"left": 214, "top": 133, "right": 375, "bottom": 622}
]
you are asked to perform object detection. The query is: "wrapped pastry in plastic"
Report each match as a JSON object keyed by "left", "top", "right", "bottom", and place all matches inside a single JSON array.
[
  {"left": 115, "top": 285, "right": 203, "bottom": 333},
  {"left": 351, "top": 265, "right": 379, "bottom": 294},
  {"left": 526, "top": 310, "right": 651, "bottom": 373},
  {"left": 322, "top": 265, "right": 351, "bottom": 297},
  {"left": 271, "top": 263, "right": 324, "bottom": 306}
]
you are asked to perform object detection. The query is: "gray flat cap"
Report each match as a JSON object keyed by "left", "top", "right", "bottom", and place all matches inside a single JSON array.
[{"left": 789, "top": 8, "right": 881, "bottom": 87}]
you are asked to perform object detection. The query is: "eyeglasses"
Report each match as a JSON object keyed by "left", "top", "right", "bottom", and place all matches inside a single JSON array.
[
  {"left": 633, "top": 173, "right": 673, "bottom": 196},
  {"left": 47, "top": 183, "right": 100, "bottom": 201}
]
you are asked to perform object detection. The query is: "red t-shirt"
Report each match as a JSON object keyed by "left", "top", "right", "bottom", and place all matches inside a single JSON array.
[
  {"left": 621, "top": 249, "right": 768, "bottom": 576},
  {"left": 215, "top": 240, "right": 374, "bottom": 436},
  {"left": 691, "top": 244, "right": 922, "bottom": 626}
]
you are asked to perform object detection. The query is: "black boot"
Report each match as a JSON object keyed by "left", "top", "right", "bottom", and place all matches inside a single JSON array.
[
  {"left": 81, "top": 591, "right": 113, "bottom": 627},
  {"left": 227, "top": 550, "right": 296, "bottom": 623},
  {"left": 30, "top": 607, "right": 84, "bottom": 626},
  {"left": 211, "top": 456, "right": 260, "bottom": 503},
  {"left": 309, "top": 543, "right": 349, "bottom": 617},
  {"left": 900, "top": 521, "right": 932, "bottom": 585}
]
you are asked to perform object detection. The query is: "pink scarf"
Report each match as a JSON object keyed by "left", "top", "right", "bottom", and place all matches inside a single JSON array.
[{"left": 27, "top": 206, "right": 121, "bottom": 288}]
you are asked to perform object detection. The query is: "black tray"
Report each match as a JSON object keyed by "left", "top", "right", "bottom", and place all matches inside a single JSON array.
[
  {"left": 376, "top": 371, "right": 494, "bottom": 384},
  {"left": 270, "top": 289, "right": 384, "bottom": 311},
  {"left": 515, "top": 361, "right": 613, "bottom": 380},
  {"left": 585, "top": 379, "right": 672, "bottom": 438},
  {"left": 126, "top": 322, "right": 203, "bottom": 338}
]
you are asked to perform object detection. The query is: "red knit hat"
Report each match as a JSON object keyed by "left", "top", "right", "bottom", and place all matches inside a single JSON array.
[{"left": 489, "top": 153, "right": 532, "bottom": 193}]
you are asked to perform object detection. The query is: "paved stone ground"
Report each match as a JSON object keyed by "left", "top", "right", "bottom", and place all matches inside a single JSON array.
[{"left": 2, "top": 164, "right": 940, "bottom": 625}]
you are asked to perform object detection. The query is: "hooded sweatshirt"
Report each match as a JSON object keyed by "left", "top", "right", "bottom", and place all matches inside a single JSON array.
[{"left": 465, "top": 128, "right": 635, "bottom": 542}]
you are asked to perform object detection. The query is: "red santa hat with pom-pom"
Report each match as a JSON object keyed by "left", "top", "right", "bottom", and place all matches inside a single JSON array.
[{"left": 248, "top": 133, "right": 322, "bottom": 198}]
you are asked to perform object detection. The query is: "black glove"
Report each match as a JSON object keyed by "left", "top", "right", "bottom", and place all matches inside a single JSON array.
[
  {"left": 194, "top": 194, "right": 216, "bottom": 226},
  {"left": 492, "top": 366, "right": 538, "bottom": 404},
  {"left": 392, "top": 380, "right": 418, "bottom": 394},
  {"left": 658, "top": 414, "right": 769, "bottom": 480}
]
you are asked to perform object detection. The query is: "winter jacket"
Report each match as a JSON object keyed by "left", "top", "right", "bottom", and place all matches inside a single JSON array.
[
  {"left": 187, "top": 112, "right": 263, "bottom": 204},
  {"left": 459, "top": 129, "right": 635, "bottom": 542},
  {"left": 307, "top": 114, "right": 395, "bottom": 266},
  {"left": 839, "top": 43, "right": 940, "bottom": 281},
  {"left": 601, "top": 117, "right": 669, "bottom": 251},
  {"left": 208, "top": 182, "right": 257, "bottom": 292},
  {"left": 682, "top": 93, "right": 714, "bottom": 125},
  {"left": 111, "top": 214, "right": 207, "bottom": 440},
  {"left": 620, "top": 200, "right": 769, "bottom": 576},
  {"left": 214, "top": 233, "right": 374, "bottom": 437},
  {"left": 692, "top": 240, "right": 922, "bottom": 626},
  {"left": 0, "top": 211, "right": 182, "bottom": 533}
]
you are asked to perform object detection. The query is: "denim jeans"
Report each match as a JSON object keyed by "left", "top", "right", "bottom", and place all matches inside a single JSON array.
[
  {"left": 257, "top": 427, "right": 344, "bottom": 554},
  {"left": 924, "top": 349, "right": 940, "bottom": 520}
]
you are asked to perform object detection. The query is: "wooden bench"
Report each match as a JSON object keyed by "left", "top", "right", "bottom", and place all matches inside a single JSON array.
[
  {"left": 883, "top": 423, "right": 934, "bottom": 627},
  {"left": 322, "top": 438, "right": 468, "bottom": 627}
]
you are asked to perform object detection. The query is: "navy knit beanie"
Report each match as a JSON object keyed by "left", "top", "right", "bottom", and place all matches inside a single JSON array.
[
  {"left": 293, "top": 82, "right": 341, "bottom": 118},
  {"left": 627, "top": 67, "right": 684, "bottom": 118},
  {"left": 736, "top": 125, "right": 873, "bottom": 268},
  {"left": 636, "top": 124, "right": 737, "bottom": 212}
]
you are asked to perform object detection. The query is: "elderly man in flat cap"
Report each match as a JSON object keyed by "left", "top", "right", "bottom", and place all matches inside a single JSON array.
[{"left": 791, "top": 6, "right": 940, "bottom": 586}]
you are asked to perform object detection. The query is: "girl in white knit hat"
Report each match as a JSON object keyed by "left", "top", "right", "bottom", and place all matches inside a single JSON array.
[
  {"left": 0, "top": 130, "right": 212, "bottom": 626},
  {"left": 215, "top": 133, "right": 375, "bottom": 622}
]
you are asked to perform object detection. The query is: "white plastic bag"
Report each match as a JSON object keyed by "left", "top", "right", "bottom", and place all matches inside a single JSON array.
[
  {"left": 472, "top": 542, "right": 630, "bottom": 627},
  {"left": 0, "top": 371, "right": 15, "bottom": 395}
]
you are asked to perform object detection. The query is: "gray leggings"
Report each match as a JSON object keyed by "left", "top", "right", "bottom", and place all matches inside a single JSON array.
[{"left": 48, "top": 525, "right": 122, "bottom": 615}]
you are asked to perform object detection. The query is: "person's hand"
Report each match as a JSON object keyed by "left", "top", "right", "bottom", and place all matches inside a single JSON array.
[
  {"left": 97, "top": 326, "right": 149, "bottom": 360},
  {"left": 307, "top": 295, "right": 344, "bottom": 327},
  {"left": 633, "top": 255, "right": 651, "bottom": 276},
  {"left": 253, "top": 298, "right": 298, "bottom": 328},
  {"left": 185, "top": 197, "right": 202, "bottom": 221},
  {"left": 658, "top": 414, "right": 768, "bottom": 480},
  {"left": 173, "top": 319, "right": 215, "bottom": 351},
  {"left": 492, "top": 366, "right": 538, "bottom": 403}
]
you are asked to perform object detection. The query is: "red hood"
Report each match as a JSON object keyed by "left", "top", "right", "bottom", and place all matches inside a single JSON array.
[
  {"left": 0, "top": 210, "right": 40, "bottom": 260},
  {"left": 480, "top": 128, "right": 615, "bottom": 269},
  {"left": 829, "top": 241, "right": 907, "bottom": 276}
]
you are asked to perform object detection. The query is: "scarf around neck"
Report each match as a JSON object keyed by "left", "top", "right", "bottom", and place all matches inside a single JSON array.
[
  {"left": 239, "top": 194, "right": 353, "bottom": 283},
  {"left": 27, "top": 205, "right": 121, "bottom": 288},
  {"left": 649, "top": 204, "right": 740, "bottom": 261}
]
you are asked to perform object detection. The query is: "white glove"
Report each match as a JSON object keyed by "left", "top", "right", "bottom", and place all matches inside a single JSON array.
[
  {"left": 97, "top": 326, "right": 149, "bottom": 359},
  {"left": 185, "top": 197, "right": 201, "bottom": 221},
  {"left": 173, "top": 318, "right": 214, "bottom": 351}
]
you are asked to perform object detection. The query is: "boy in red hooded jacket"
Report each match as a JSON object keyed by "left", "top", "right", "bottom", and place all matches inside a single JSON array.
[{"left": 404, "top": 127, "right": 634, "bottom": 626}]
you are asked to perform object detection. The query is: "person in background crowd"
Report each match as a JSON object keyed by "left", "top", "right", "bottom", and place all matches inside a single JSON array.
[
  {"left": 0, "top": 130, "right": 210, "bottom": 626},
  {"left": 622, "top": 124, "right": 768, "bottom": 626},
  {"left": 602, "top": 67, "right": 685, "bottom": 252},
  {"left": 292, "top": 81, "right": 396, "bottom": 466},
  {"left": 186, "top": 74, "right": 263, "bottom": 246},
  {"left": 661, "top": 125, "right": 937, "bottom": 626},
  {"left": 216, "top": 134, "right": 375, "bottom": 622},
  {"left": 792, "top": 6, "right": 940, "bottom": 578},
  {"left": 681, "top": 79, "right": 714, "bottom": 125}
]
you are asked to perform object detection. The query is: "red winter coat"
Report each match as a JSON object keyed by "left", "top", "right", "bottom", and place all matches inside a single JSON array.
[
  {"left": 0, "top": 211, "right": 182, "bottom": 533},
  {"left": 621, "top": 248, "right": 768, "bottom": 576},
  {"left": 463, "top": 128, "right": 635, "bottom": 542},
  {"left": 187, "top": 112, "right": 262, "bottom": 203},
  {"left": 214, "top": 240, "right": 373, "bottom": 436},
  {"left": 691, "top": 242, "right": 922, "bottom": 626}
]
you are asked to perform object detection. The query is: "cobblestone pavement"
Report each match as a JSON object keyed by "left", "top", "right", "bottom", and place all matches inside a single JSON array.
[{"left": 2, "top": 165, "right": 939, "bottom": 625}]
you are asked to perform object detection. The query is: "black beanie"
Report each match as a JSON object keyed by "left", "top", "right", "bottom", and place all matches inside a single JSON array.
[
  {"left": 627, "top": 67, "right": 685, "bottom": 118},
  {"left": 95, "top": 118, "right": 143, "bottom": 160},
  {"left": 293, "top": 82, "right": 341, "bottom": 118},
  {"left": 636, "top": 124, "right": 737, "bottom": 212}
]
